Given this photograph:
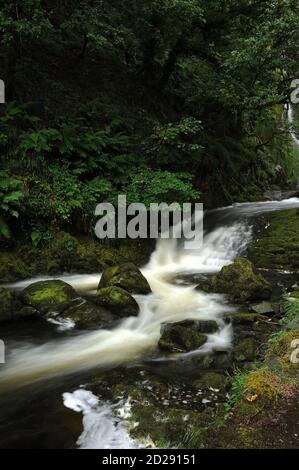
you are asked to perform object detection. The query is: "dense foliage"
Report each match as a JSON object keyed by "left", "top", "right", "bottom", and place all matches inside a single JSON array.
[{"left": 0, "top": 0, "right": 299, "bottom": 243}]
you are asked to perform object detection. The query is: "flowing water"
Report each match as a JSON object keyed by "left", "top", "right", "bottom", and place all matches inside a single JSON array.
[
  {"left": 286, "top": 104, "right": 299, "bottom": 147},
  {"left": 1, "top": 197, "right": 299, "bottom": 448}
]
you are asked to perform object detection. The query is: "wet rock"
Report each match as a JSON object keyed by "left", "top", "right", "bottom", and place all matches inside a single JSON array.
[
  {"left": 17, "top": 306, "right": 38, "bottom": 318},
  {"left": 250, "top": 301, "right": 275, "bottom": 316},
  {"left": 202, "top": 258, "right": 272, "bottom": 302},
  {"left": 98, "top": 263, "right": 151, "bottom": 295},
  {"left": 62, "top": 299, "right": 114, "bottom": 328},
  {"left": 192, "top": 352, "right": 232, "bottom": 371},
  {"left": 193, "top": 372, "right": 228, "bottom": 390},
  {"left": 95, "top": 286, "right": 139, "bottom": 317},
  {"left": 228, "top": 312, "right": 270, "bottom": 326},
  {"left": 20, "top": 280, "right": 78, "bottom": 317},
  {"left": 234, "top": 337, "right": 257, "bottom": 363},
  {"left": 158, "top": 321, "right": 210, "bottom": 353},
  {"left": 0, "top": 287, "right": 21, "bottom": 322}
]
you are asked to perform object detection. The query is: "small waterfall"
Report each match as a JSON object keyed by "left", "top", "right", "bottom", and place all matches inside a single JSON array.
[{"left": 286, "top": 103, "right": 299, "bottom": 148}]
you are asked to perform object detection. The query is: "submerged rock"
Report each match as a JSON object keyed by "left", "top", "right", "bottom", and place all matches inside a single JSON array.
[
  {"left": 158, "top": 320, "right": 214, "bottom": 353},
  {"left": 62, "top": 300, "right": 115, "bottom": 328},
  {"left": 20, "top": 280, "right": 78, "bottom": 317},
  {"left": 202, "top": 258, "right": 272, "bottom": 302},
  {"left": 98, "top": 263, "right": 151, "bottom": 295},
  {"left": 95, "top": 286, "right": 139, "bottom": 317}
]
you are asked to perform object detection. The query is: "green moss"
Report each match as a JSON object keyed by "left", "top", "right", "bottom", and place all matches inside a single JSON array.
[
  {"left": 159, "top": 324, "right": 207, "bottom": 353},
  {"left": 204, "top": 258, "right": 272, "bottom": 302},
  {"left": 21, "top": 280, "right": 77, "bottom": 316},
  {"left": 234, "top": 338, "right": 257, "bottom": 363},
  {"left": 98, "top": 263, "right": 151, "bottom": 295},
  {"left": 96, "top": 286, "right": 139, "bottom": 317},
  {"left": 0, "top": 234, "right": 152, "bottom": 282},
  {"left": 249, "top": 209, "right": 299, "bottom": 270},
  {"left": 0, "top": 287, "right": 20, "bottom": 322},
  {"left": 0, "top": 252, "right": 30, "bottom": 282}
]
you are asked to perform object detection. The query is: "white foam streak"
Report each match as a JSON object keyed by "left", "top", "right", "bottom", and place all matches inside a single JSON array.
[{"left": 63, "top": 389, "right": 139, "bottom": 449}]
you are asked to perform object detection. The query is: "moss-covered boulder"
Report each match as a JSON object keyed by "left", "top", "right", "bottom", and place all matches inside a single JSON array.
[
  {"left": 158, "top": 320, "right": 213, "bottom": 353},
  {"left": 203, "top": 258, "right": 272, "bottom": 302},
  {"left": 95, "top": 286, "right": 139, "bottom": 317},
  {"left": 62, "top": 300, "right": 114, "bottom": 328},
  {"left": 249, "top": 209, "right": 299, "bottom": 270},
  {"left": 20, "top": 280, "right": 78, "bottom": 317},
  {"left": 98, "top": 263, "right": 151, "bottom": 295}
]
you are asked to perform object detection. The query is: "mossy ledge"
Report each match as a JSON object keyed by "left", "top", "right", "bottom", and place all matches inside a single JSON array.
[{"left": 0, "top": 231, "right": 152, "bottom": 283}]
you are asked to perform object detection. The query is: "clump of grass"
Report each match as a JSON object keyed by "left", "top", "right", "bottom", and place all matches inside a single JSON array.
[
  {"left": 224, "top": 368, "right": 250, "bottom": 414},
  {"left": 281, "top": 295, "right": 299, "bottom": 326}
]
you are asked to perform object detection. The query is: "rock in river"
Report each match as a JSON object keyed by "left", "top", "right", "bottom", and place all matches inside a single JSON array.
[
  {"left": 98, "top": 263, "right": 151, "bottom": 295},
  {"left": 96, "top": 286, "right": 139, "bottom": 317},
  {"left": 202, "top": 257, "right": 272, "bottom": 302},
  {"left": 20, "top": 280, "right": 78, "bottom": 317},
  {"left": 158, "top": 320, "right": 217, "bottom": 353},
  {"left": 62, "top": 299, "right": 115, "bottom": 328}
]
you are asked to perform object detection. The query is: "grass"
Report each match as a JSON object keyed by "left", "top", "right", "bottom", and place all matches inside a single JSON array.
[{"left": 224, "top": 368, "right": 250, "bottom": 414}]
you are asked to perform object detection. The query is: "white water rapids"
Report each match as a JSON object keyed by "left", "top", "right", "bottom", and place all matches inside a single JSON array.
[{"left": 1, "top": 198, "right": 299, "bottom": 393}]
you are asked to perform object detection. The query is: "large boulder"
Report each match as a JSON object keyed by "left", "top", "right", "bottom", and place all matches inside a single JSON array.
[
  {"left": 98, "top": 263, "right": 151, "bottom": 295},
  {"left": 158, "top": 320, "right": 217, "bottom": 353},
  {"left": 20, "top": 280, "right": 78, "bottom": 317},
  {"left": 62, "top": 300, "right": 114, "bottom": 328},
  {"left": 202, "top": 258, "right": 272, "bottom": 302},
  {"left": 95, "top": 286, "right": 139, "bottom": 317}
]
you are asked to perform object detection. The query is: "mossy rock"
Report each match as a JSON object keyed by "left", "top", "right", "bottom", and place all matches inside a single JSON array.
[
  {"left": 0, "top": 287, "right": 22, "bottom": 323},
  {"left": 20, "top": 280, "right": 78, "bottom": 317},
  {"left": 250, "top": 302, "right": 275, "bottom": 316},
  {"left": 95, "top": 286, "right": 139, "bottom": 317},
  {"left": 193, "top": 372, "right": 228, "bottom": 390},
  {"left": 249, "top": 209, "right": 299, "bottom": 270},
  {"left": 192, "top": 352, "right": 232, "bottom": 371},
  {"left": 228, "top": 312, "right": 270, "bottom": 325},
  {"left": 234, "top": 337, "right": 258, "bottom": 363},
  {"left": 62, "top": 299, "right": 114, "bottom": 328},
  {"left": 98, "top": 263, "right": 151, "bottom": 295},
  {"left": 159, "top": 321, "right": 209, "bottom": 353},
  {"left": 203, "top": 258, "right": 272, "bottom": 302}
]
